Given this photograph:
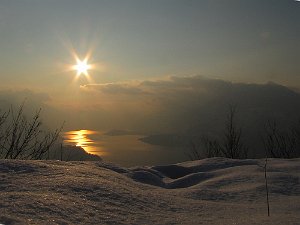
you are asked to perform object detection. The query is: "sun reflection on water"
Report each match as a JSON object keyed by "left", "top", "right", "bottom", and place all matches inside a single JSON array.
[{"left": 63, "top": 130, "right": 106, "bottom": 156}]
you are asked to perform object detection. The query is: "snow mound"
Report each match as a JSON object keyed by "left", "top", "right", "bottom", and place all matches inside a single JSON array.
[
  {"left": 0, "top": 159, "right": 47, "bottom": 173},
  {"left": 126, "top": 158, "right": 259, "bottom": 189},
  {"left": 0, "top": 158, "right": 299, "bottom": 225},
  {"left": 127, "top": 170, "right": 165, "bottom": 187}
]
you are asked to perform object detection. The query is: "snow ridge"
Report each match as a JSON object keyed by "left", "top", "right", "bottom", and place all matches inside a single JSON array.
[{"left": 0, "top": 158, "right": 299, "bottom": 225}]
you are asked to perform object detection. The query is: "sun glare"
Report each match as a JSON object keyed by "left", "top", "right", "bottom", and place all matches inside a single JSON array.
[
  {"left": 67, "top": 49, "right": 101, "bottom": 83},
  {"left": 73, "top": 58, "right": 91, "bottom": 76}
]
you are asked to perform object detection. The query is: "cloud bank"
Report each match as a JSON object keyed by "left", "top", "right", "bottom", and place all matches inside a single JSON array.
[
  {"left": 80, "top": 76, "right": 300, "bottom": 133},
  {"left": 2, "top": 76, "right": 300, "bottom": 157}
]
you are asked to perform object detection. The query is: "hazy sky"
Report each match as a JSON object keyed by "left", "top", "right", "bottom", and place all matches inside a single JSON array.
[
  {"left": 0, "top": 0, "right": 299, "bottom": 87},
  {"left": 0, "top": 0, "right": 299, "bottom": 128},
  {"left": 1, "top": 0, "right": 300, "bottom": 165}
]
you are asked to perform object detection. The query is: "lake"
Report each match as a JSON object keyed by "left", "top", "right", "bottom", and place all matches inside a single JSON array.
[{"left": 63, "top": 130, "right": 188, "bottom": 167}]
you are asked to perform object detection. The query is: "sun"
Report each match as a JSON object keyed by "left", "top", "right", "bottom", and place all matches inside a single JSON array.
[
  {"left": 73, "top": 58, "right": 91, "bottom": 76},
  {"left": 67, "top": 50, "right": 100, "bottom": 83}
]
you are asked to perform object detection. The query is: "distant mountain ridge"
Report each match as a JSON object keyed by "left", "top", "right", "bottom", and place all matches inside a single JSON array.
[{"left": 138, "top": 79, "right": 300, "bottom": 157}]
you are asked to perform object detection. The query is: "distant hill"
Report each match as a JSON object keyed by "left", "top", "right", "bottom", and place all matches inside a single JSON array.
[
  {"left": 49, "top": 144, "right": 101, "bottom": 161},
  {"left": 137, "top": 78, "right": 300, "bottom": 158}
]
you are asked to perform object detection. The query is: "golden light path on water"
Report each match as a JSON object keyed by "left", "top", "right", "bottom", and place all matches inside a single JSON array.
[
  {"left": 63, "top": 130, "right": 107, "bottom": 156},
  {"left": 63, "top": 129, "right": 186, "bottom": 167}
]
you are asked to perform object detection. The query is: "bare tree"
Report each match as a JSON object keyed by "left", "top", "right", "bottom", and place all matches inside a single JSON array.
[
  {"left": 261, "top": 119, "right": 300, "bottom": 217},
  {"left": 187, "top": 140, "right": 202, "bottom": 160},
  {"left": 202, "top": 137, "right": 222, "bottom": 158},
  {"left": 0, "top": 110, "right": 9, "bottom": 157},
  {"left": 187, "top": 136, "right": 222, "bottom": 160},
  {"left": 291, "top": 120, "right": 300, "bottom": 157},
  {"left": 188, "top": 105, "right": 248, "bottom": 160},
  {"left": 220, "top": 105, "right": 248, "bottom": 159},
  {"left": 263, "top": 120, "right": 299, "bottom": 158},
  {"left": 0, "top": 103, "right": 63, "bottom": 160}
]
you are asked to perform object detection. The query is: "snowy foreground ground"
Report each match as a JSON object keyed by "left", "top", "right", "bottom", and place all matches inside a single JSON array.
[{"left": 0, "top": 158, "right": 299, "bottom": 225}]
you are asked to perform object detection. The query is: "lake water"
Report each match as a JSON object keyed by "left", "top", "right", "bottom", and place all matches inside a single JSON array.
[{"left": 63, "top": 130, "right": 187, "bottom": 167}]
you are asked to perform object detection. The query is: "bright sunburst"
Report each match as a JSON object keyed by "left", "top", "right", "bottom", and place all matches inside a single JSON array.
[{"left": 73, "top": 58, "right": 91, "bottom": 76}]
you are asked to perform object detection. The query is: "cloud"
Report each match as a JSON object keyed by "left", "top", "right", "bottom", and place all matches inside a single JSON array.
[
  {"left": 2, "top": 76, "right": 299, "bottom": 157},
  {"left": 81, "top": 83, "right": 147, "bottom": 95},
  {"left": 80, "top": 76, "right": 231, "bottom": 100},
  {"left": 83, "top": 75, "right": 300, "bottom": 158},
  {"left": 76, "top": 75, "right": 300, "bottom": 138}
]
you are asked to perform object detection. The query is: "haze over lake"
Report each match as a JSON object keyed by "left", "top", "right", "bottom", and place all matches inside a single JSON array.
[{"left": 63, "top": 130, "right": 186, "bottom": 166}]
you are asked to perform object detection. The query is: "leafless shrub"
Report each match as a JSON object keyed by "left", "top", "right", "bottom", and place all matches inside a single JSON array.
[
  {"left": 292, "top": 120, "right": 300, "bottom": 155},
  {"left": 0, "top": 103, "right": 62, "bottom": 160},
  {"left": 219, "top": 105, "right": 248, "bottom": 159},
  {"left": 187, "top": 141, "right": 202, "bottom": 160},
  {"left": 188, "top": 105, "right": 248, "bottom": 160},
  {"left": 263, "top": 120, "right": 300, "bottom": 158},
  {"left": 187, "top": 136, "right": 222, "bottom": 160},
  {"left": 202, "top": 137, "right": 222, "bottom": 158},
  {"left": 0, "top": 110, "right": 9, "bottom": 145}
]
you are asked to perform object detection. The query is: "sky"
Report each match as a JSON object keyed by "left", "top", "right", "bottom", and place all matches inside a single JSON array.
[
  {"left": 0, "top": 0, "right": 299, "bottom": 88},
  {"left": 0, "top": 0, "right": 299, "bottom": 132},
  {"left": 0, "top": 0, "right": 300, "bottom": 165}
]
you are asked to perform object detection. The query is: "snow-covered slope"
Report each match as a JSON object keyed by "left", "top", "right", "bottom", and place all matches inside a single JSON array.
[{"left": 0, "top": 158, "right": 299, "bottom": 225}]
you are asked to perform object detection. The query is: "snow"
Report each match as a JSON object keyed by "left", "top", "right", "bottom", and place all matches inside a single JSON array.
[{"left": 0, "top": 158, "right": 299, "bottom": 224}]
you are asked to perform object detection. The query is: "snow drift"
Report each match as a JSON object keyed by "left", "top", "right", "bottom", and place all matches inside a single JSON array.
[{"left": 0, "top": 158, "right": 299, "bottom": 224}]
